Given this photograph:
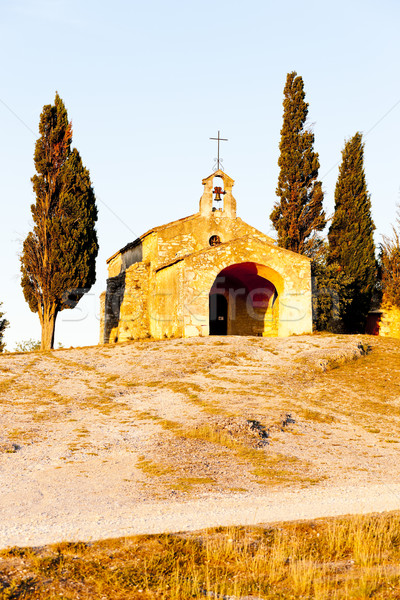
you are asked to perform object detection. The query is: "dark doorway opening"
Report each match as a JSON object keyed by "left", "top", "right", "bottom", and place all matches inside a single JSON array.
[
  {"left": 209, "top": 262, "right": 280, "bottom": 337},
  {"left": 209, "top": 293, "right": 228, "bottom": 335}
]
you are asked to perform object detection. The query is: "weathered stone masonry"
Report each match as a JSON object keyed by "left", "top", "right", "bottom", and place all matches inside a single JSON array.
[{"left": 100, "top": 169, "right": 313, "bottom": 343}]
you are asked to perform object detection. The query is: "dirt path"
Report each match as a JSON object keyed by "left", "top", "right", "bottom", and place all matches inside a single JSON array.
[
  {"left": 1, "top": 484, "right": 400, "bottom": 548},
  {"left": 1, "top": 334, "right": 400, "bottom": 548}
]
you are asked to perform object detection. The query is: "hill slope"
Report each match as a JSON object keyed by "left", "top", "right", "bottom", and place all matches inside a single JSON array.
[{"left": 1, "top": 334, "right": 400, "bottom": 546}]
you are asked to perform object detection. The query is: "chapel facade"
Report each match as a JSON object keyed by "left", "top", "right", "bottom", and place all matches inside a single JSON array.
[{"left": 99, "top": 169, "right": 313, "bottom": 343}]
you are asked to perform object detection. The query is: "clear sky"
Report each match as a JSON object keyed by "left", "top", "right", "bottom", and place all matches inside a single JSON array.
[{"left": 1, "top": 0, "right": 399, "bottom": 350}]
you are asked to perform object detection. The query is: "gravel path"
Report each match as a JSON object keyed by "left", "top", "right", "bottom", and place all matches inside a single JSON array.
[{"left": 2, "top": 484, "right": 400, "bottom": 548}]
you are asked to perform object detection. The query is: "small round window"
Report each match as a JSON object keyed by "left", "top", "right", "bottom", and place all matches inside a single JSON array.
[{"left": 209, "top": 235, "right": 221, "bottom": 247}]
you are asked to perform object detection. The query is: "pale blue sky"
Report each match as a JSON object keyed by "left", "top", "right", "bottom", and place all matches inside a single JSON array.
[{"left": 1, "top": 0, "right": 399, "bottom": 349}]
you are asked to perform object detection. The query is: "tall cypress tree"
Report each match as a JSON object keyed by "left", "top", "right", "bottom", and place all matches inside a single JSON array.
[
  {"left": 328, "top": 132, "right": 376, "bottom": 332},
  {"left": 270, "top": 71, "right": 325, "bottom": 255},
  {"left": 21, "top": 93, "right": 98, "bottom": 350}
]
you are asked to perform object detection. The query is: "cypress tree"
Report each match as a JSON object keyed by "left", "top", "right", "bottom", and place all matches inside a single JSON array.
[
  {"left": 0, "top": 303, "right": 9, "bottom": 352},
  {"left": 381, "top": 205, "right": 400, "bottom": 308},
  {"left": 328, "top": 132, "right": 376, "bottom": 332},
  {"left": 311, "top": 244, "right": 354, "bottom": 332},
  {"left": 21, "top": 93, "right": 98, "bottom": 350},
  {"left": 270, "top": 71, "right": 325, "bottom": 255}
]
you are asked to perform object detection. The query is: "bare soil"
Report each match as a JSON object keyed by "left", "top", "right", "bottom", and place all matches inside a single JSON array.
[{"left": 1, "top": 333, "right": 400, "bottom": 547}]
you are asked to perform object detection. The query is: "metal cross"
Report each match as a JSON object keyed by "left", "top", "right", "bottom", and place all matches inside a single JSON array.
[{"left": 210, "top": 130, "right": 228, "bottom": 171}]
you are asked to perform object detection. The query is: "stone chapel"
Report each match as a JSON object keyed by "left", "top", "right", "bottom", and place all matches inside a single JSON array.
[{"left": 99, "top": 169, "right": 313, "bottom": 343}]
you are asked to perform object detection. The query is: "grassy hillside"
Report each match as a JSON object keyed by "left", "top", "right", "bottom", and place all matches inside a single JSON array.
[
  {"left": 2, "top": 511, "right": 400, "bottom": 599},
  {"left": 1, "top": 334, "right": 400, "bottom": 499}
]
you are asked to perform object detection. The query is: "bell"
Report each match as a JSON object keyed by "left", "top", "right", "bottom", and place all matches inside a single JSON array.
[{"left": 213, "top": 186, "right": 224, "bottom": 201}]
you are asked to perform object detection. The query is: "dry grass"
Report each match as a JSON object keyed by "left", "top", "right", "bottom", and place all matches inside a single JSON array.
[
  {"left": 156, "top": 381, "right": 227, "bottom": 415},
  {"left": 304, "top": 338, "right": 400, "bottom": 432},
  {"left": 134, "top": 410, "right": 180, "bottom": 431},
  {"left": 136, "top": 456, "right": 175, "bottom": 477},
  {"left": 171, "top": 476, "right": 216, "bottom": 491},
  {"left": 180, "top": 423, "right": 309, "bottom": 484},
  {"left": 6, "top": 428, "right": 39, "bottom": 444},
  {"left": 131, "top": 415, "right": 312, "bottom": 487},
  {"left": 0, "top": 377, "right": 16, "bottom": 395},
  {"left": 299, "top": 409, "right": 337, "bottom": 424},
  {"left": 2, "top": 512, "right": 400, "bottom": 599}
]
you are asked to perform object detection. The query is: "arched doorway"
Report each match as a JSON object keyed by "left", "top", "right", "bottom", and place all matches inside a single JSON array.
[{"left": 209, "top": 262, "right": 281, "bottom": 336}]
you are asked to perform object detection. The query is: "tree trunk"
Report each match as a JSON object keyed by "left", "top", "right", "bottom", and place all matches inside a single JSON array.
[{"left": 41, "top": 305, "right": 58, "bottom": 350}]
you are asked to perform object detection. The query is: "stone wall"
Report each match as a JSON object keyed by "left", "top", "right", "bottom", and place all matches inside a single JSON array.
[
  {"left": 103, "top": 273, "right": 125, "bottom": 343},
  {"left": 107, "top": 233, "right": 156, "bottom": 278},
  {"left": 181, "top": 235, "right": 312, "bottom": 338},
  {"left": 154, "top": 213, "right": 275, "bottom": 270},
  {"left": 101, "top": 231, "right": 312, "bottom": 343},
  {"left": 117, "top": 263, "right": 151, "bottom": 342},
  {"left": 99, "top": 292, "right": 106, "bottom": 343},
  {"left": 101, "top": 177, "right": 312, "bottom": 343},
  {"left": 228, "top": 293, "right": 279, "bottom": 337},
  {"left": 150, "top": 261, "right": 184, "bottom": 339},
  {"left": 107, "top": 254, "right": 123, "bottom": 278}
]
